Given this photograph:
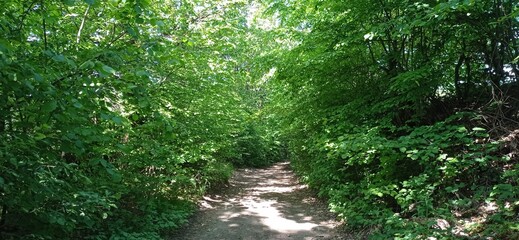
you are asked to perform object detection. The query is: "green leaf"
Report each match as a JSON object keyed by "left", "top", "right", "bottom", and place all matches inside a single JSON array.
[
  {"left": 138, "top": 99, "right": 149, "bottom": 108},
  {"left": 41, "top": 100, "right": 58, "bottom": 112},
  {"left": 79, "top": 60, "right": 95, "bottom": 69},
  {"left": 83, "top": 0, "right": 94, "bottom": 5},
  {"left": 34, "top": 73, "right": 43, "bottom": 81},
  {"left": 136, "top": 70, "right": 149, "bottom": 77},
  {"left": 100, "top": 160, "right": 122, "bottom": 181},
  {"left": 73, "top": 102, "right": 83, "bottom": 108},
  {"left": 66, "top": 58, "right": 76, "bottom": 67},
  {"left": 34, "top": 132, "right": 47, "bottom": 140},
  {"left": 126, "top": 26, "right": 139, "bottom": 38},
  {"left": 99, "top": 159, "right": 109, "bottom": 168},
  {"left": 0, "top": 39, "right": 14, "bottom": 52},
  {"left": 457, "top": 126, "right": 468, "bottom": 132},
  {"left": 102, "top": 65, "right": 116, "bottom": 75},
  {"left": 111, "top": 116, "right": 123, "bottom": 125},
  {"left": 62, "top": 0, "right": 76, "bottom": 6},
  {"left": 52, "top": 54, "right": 66, "bottom": 62},
  {"left": 24, "top": 81, "right": 34, "bottom": 90},
  {"left": 89, "top": 158, "right": 100, "bottom": 166},
  {"left": 100, "top": 113, "right": 111, "bottom": 120},
  {"left": 56, "top": 217, "right": 66, "bottom": 226}
]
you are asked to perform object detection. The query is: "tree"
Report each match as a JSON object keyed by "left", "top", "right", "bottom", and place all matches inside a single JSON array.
[
  {"left": 262, "top": 0, "right": 518, "bottom": 238},
  {"left": 0, "top": 0, "right": 276, "bottom": 238}
]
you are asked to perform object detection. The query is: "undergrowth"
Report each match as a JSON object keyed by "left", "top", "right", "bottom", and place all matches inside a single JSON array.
[{"left": 290, "top": 112, "right": 518, "bottom": 239}]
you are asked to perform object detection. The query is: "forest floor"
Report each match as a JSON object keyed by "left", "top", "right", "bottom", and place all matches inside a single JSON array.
[{"left": 169, "top": 162, "right": 346, "bottom": 240}]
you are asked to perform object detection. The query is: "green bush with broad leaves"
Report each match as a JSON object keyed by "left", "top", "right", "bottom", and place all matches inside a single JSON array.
[
  {"left": 262, "top": 0, "right": 519, "bottom": 238},
  {"left": 0, "top": 0, "right": 278, "bottom": 239},
  {"left": 1, "top": 0, "right": 518, "bottom": 239}
]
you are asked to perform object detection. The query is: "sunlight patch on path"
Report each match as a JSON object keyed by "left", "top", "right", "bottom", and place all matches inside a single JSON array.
[
  {"left": 172, "top": 162, "right": 340, "bottom": 240},
  {"left": 243, "top": 199, "right": 319, "bottom": 233}
]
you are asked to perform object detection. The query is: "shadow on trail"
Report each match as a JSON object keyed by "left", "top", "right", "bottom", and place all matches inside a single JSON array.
[{"left": 170, "top": 162, "right": 340, "bottom": 240}]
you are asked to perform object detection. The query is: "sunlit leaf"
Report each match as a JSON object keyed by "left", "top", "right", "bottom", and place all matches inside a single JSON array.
[{"left": 102, "top": 65, "right": 116, "bottom": 74}]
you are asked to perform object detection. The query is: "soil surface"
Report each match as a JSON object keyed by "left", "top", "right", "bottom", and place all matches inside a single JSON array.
[{"left": 170, "top": 162, "right": 343, "bottom": 240}]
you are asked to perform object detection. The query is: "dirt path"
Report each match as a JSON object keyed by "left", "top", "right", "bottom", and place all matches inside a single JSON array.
[{"left": 170, "top": 162, "right": 342, "bottom": 240}]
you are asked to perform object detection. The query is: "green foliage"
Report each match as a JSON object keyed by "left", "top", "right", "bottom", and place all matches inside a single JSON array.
[
  {"left": 233, "top": 121, "right": 283, "bottom": 167},
  {"left": 1, "top": 0, "right": 517, "bottom": 238},
  {"left": 286, "top": 111, "right": 516, "bottom": 237},
  {"left": 0, "top": 0, "right": 271, "bottom": 239},
  {"left": 262, "top": 0, "right": 519, "bottom": 238},
  {"left": 202, "top": 161, "right": 234, "bottom": 189}
]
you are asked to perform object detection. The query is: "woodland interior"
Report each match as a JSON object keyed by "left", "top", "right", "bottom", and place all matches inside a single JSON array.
[{"left": 0, "top": 0, "right": 518, "bottom": 239}]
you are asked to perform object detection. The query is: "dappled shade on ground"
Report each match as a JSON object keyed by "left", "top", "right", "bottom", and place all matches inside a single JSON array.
[{"left": 171, "top": 162, "right": 341, "bottom": 240}]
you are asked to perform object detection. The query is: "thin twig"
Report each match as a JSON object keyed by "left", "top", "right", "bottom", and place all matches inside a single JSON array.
[{"left": 76, "top": 5, "right": 91, "bottom": 45}]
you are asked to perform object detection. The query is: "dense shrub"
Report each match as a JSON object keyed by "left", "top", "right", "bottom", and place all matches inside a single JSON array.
[
  {"left": 0, "top": 0, "right": 264, "bottom": 238},
  {"left": 265, "top": 0, "right": 518, "bottom": 238}
]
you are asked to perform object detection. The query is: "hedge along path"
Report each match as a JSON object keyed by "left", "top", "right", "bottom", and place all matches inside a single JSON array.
[{"left": 170, "top": 162, "right": 343, "bottom": 240}]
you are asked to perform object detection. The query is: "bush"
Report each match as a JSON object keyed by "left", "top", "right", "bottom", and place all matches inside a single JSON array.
[{"left": 289, "top": 112, "right": 517, "bottom": 238}]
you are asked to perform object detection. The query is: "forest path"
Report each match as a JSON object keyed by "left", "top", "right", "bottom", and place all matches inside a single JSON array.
[{"left": 170, "top": 162, "right": 343, "bottom": 240}]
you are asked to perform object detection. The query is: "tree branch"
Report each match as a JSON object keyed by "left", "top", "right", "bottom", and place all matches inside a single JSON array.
[
  {"left": 41, "top": 0, "right": 47, "bottom": 51},
  {"left": 76, "top": 5, "right": 91, "bottom": 45}
]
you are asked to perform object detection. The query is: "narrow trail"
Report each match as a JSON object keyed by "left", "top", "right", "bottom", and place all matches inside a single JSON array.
[{"left": 170, "top": 162, "right": 343, "bottom": 240}]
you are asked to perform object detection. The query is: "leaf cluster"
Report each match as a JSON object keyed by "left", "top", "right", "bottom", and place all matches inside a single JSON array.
[
  {"left": 0, "top": 0, "right": 276, "bottom": 238},
  {"left": 263, "top": 0, "right": 519, "bottom": 238}
]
